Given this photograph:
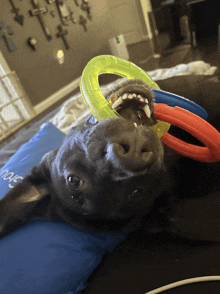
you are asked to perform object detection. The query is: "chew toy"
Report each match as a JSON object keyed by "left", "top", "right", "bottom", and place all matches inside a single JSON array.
[
  {"left": 80, "top": 55, "right": 220, "bottom": 162},
  {"left": 80, "top": 55, "right": 170, "bottom": 139},
  {"left": 155, "top": 104, "right": 220, "bottom": 162}
]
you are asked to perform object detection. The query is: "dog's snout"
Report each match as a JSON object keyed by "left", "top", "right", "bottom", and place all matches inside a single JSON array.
[
  {"left": 112, "top": 142, "right": 154, "bottom": 171},
  {"left": 111, "top": 141, "right": 154, "bottom": 171},
  {"left": 87, "top": 118, "right": 163, "bottom": 176},
  {"left": 105, "top": 126, "right": 158, "bottom": 172}
]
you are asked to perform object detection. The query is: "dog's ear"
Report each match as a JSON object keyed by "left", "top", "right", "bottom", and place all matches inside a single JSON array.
[
  {"left": 0, "top": 150, "right": 57, "bottom": 237},
  {"left": 168, "top": 192, "right": 220, "bottom": 242}
]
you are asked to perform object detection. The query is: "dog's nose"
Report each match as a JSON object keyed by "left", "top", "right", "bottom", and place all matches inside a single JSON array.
[{"left": 106, "top": 127, "right": 156, "bottom": 172}]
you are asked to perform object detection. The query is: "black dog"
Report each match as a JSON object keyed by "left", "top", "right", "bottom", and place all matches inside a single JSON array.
[{"left": 1, "top": 76, "right": 220, "bottom": 242}]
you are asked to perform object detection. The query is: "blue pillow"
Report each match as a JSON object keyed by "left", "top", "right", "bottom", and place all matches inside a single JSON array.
[
  {"left": 0, "top": 122, "right": 124, "bottom": 294},
  {"left": 0, "top": 122, "right": 66, "bottom": 197}
]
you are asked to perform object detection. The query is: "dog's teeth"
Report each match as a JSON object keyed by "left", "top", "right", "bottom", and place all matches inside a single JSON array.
[
  {"left": 112, "top": 97, "right": 123, "bottom": 109},
  {"left": 111, "top": 92, "right": 151, "bottom": 111},
  {"left": 143, "top": 104, "right": 151, "bottom": 118},
  {"left": 122, "top": 93, "right": 128, "bottom": 100},
  {"left": 134, "top": 123, "right": 137, "bottom": 128}
]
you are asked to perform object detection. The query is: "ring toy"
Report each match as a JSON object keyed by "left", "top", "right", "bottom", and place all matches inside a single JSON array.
[
  {"left": 152, "top": 89, "right": 208, "bottom": 120},
  {"left": 154, "top": 104, "right": 220, "bottom": 162},
  {"left": 80, "top": 55, "right": 170, "bottom": 138}
]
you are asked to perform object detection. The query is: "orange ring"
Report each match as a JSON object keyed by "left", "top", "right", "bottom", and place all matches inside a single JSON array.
[{"left": 154, "top": 104, "right": 220, "bottom": 162}]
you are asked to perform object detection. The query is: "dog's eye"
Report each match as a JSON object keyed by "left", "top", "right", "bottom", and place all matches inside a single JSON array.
[{"left": 68, "top": 176, "right": 83, "bottom": 188}]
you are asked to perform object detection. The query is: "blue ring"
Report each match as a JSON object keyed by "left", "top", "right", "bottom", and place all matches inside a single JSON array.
[{"left": 152, "top": 89, "right": 208, "bottom": 120}]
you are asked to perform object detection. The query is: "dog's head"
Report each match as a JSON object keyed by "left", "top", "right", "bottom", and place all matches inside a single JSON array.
[
  {"left": 48, "top": 79, "right": 169, "bottom": 230},
  {"left": 0, "top": 79, "right": 170, "bottom": 235}
]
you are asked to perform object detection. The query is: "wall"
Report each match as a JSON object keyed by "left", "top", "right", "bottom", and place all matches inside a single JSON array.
[{"left": 0, "top": 0, "right": 151, "bottom": 106}]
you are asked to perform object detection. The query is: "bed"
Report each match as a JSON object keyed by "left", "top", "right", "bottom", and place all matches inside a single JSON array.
[{"left": 0, "top": 60, "right": 219, "bottom": 294}]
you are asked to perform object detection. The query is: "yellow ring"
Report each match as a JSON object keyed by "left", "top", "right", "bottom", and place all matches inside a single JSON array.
[{"left": 80, "top": 55, "right": 170, "bottom": 138}]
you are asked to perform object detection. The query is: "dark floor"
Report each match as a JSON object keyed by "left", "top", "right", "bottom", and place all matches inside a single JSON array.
[
  {"left": 133, "top": 33, "right": 220, "bottom": 72},
  {"left": 99, "top": 33, "right": 220, "bottom": 86}
]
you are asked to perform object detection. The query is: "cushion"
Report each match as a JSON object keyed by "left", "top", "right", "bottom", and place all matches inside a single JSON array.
[
  {"left": 0, "top": 122, "right": 124, "bottom": 294},
  {"left": 0, "top": 122, "right": 66, "bottom": 197}
]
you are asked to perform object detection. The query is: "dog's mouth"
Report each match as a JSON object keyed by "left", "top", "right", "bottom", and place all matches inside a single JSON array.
[{"left": 108, "top": 79, "right": 157, "bottom": 127}]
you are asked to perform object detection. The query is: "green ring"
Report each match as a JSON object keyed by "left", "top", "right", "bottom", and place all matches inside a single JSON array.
[{"left": 80, "top": 55, "right": 170, "bottom": 138}]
